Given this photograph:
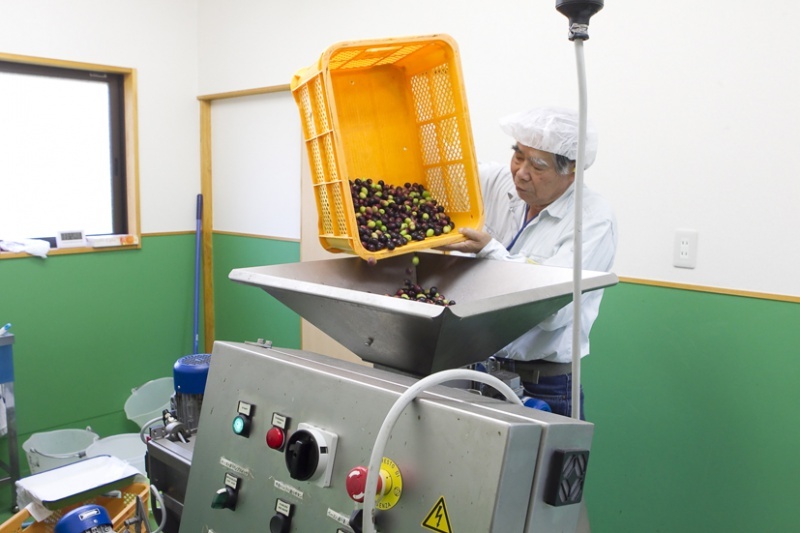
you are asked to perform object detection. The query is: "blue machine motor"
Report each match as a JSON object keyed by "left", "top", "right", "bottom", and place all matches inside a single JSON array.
[
  {"left": 55, "top": 504, "right": 112, "bottom": 533},
  {"left": 172, "top": 353, "right": 211, "bottom": 432}
]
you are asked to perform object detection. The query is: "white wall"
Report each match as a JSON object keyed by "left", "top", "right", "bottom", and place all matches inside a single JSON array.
[
  {"left": 198, "top": 0, "right": 800, "bottom": 297},
  {"left": 210, "top": 92, "right": 300, "bottom": 239},
  {"left": 6, "top": 1, "right": 794, "bottom": 296},
  {"left": 0, "top": 0, "right": 201, "bottom": 234}
]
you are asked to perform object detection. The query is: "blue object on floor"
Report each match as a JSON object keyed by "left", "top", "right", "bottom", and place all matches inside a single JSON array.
[{"left": 55, "top": 504, "right": 112, "bottom": 533}]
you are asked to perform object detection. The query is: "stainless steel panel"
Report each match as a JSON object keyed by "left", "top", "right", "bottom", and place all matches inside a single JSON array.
[
  {"left": 229, "top": 253, "right": 618, "bottom": 375},
  {"left": 180, "top": 341, "right": 592, "bottom": 533}
]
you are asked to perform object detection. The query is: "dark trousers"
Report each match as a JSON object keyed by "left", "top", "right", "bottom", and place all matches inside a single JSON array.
[{"left": 522, "top": 373, "right": 585, "bottom": 420}]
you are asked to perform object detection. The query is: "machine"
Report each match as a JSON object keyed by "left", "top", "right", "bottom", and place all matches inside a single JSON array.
[
  {"left": 173, "top": 253, "right": 616, "bottom": 532},
  {"left": 146, "top": 353, "right": 211, "bottom": 532}
]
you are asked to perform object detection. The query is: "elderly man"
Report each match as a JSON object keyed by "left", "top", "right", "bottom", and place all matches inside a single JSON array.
[{"left": 446, "top": 106, "right": 618, "bottom": 419}]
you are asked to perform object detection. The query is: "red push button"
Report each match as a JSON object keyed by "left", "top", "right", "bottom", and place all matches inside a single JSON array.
[
  {"left": 266, "top": 427, "right": 285, "bottom": 450},
  {"left": 346, "top": 466, "right": 383, "bottom": 503}
]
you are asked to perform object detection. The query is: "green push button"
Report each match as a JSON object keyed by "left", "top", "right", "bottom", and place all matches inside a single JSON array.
[{"left": 232, "top": 414, "right": 251, "bottom": 437}]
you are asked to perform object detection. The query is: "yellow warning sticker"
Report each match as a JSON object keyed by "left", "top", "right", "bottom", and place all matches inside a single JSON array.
[{"left": 422, "top": 496, "right": 453, "bottom": 533}]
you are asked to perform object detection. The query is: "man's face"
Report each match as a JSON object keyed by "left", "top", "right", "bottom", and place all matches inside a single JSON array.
[{"left": 509, "top": 143, "right": 574, "bottom": 209}]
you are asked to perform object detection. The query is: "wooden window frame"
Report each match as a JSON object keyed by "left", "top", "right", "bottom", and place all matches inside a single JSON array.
[{"left": 0, "top": 52, "right": 140, "bottom": 258}]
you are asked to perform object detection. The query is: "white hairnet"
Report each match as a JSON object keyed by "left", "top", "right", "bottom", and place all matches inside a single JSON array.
[{"left": 499, "top": 106, "right": 599, "bottom": 169}]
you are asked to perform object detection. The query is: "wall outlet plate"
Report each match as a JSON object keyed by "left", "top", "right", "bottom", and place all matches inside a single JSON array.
[
  {"left": 674, "top": 229, "right": 698, "bottom": 269},
  {"left": 55, "top": 230, "right": 87, "bottom": 248}
]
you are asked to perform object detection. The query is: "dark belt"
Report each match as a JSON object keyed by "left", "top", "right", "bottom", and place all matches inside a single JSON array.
[{"left": 494, "top": 358, "right": 572, "bottom": 384}]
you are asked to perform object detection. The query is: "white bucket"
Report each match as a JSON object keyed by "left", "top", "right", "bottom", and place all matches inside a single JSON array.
[
  {"left": 22, "top": 428, "right": 100, "bottom": 474},
  {"left": 124, "top": 377, "right": 174, "bottom": 428},
  {"left": 86, "top": 433, "right": 148, "bottom": 475}
]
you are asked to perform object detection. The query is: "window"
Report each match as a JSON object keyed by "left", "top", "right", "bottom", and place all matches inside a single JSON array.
[{"left": 0, "top": 53, "right": 139, "bottom": 254}]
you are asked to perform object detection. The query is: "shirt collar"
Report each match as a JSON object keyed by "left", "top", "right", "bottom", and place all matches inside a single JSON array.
[
  {"left": 537, "top": 182, "right": 576, "bottom": 220},
  {"left": 506, "top": 191, "right": 526, "bottom": 213}
]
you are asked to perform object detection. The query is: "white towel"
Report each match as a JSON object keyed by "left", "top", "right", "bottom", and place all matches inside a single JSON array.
[
  {"left": 0, "top": 238, "right": 50, "bottom": 258},
  {"left": 16, "top": 456, "right": 142, "bottom": 521}
]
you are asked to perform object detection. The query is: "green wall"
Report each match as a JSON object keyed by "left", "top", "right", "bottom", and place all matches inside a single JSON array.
[
  {"left": 0, "top": 233, "right": 301, "bottom": 512},
  {"left": 0, "top": 236, "right": 202, "bottom": 482},
  {"left": 583, "top": 283, "right": 800, "bottom": 532},
  {"left": 211, "top": 233, "right": 301, "bottom": 348},
  {"left": 3, "top": 233, "right": 799, "bottom": 532}
]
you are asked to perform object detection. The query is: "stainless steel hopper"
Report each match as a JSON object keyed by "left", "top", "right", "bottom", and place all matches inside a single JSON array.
[{"left": 229, "top": 253, "right": 617, "bottom": 376}]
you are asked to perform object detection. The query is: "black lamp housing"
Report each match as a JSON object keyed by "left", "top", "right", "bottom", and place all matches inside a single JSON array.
[{"left": 556, "top": 0, "right": 604, "bottom": 40}]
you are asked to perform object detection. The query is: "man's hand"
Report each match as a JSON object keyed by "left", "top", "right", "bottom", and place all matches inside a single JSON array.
[{"left": 437, "top": 227, "right": 492, "bottom": 254}]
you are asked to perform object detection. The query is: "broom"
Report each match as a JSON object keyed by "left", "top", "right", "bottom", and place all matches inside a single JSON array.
[{"left": 193, "top": 194, "right": 203, "bottom": 354}]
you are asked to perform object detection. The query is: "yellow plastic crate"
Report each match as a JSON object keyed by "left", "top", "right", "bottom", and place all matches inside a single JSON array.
[
  {"left": 291, "top": 34, "right": 484, "bottom": 261},
  {"left": 0, "top": 482, "right": 150, "bottom": 533}
]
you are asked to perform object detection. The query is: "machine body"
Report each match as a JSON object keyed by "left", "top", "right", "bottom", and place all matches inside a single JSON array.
[
  {"left": 147, "top": 436, "right": 194, "bottom": 533},
  {"left": 170, "top": 256, "right": 614, "bottom": 531},
  {"left": 145, "top": 353, "right": 210, "bottom": 532},
  {"left": 179, "top": 341, "right": 592, "bottom": 532}
]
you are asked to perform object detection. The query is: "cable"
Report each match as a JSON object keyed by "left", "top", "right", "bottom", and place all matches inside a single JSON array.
[
  {"left": 135, "top": 422, "right": 168, "bottom": 532},
  {"left": 571, "top": 37, "right": 588, "bottom": 421},
  {"left": 139, "top": 417, "right": 163, "bottom": 444},
  {"left": 149, "top": 483, "right": 167, "bottom": 533},
  {"left": 362, "top": 369, "right": 523, "bottom": 533}
]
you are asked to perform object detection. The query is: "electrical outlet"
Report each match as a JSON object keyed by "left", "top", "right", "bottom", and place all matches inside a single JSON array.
[{"left": 673, "top": 229, "right": 698, "bottom": 269}]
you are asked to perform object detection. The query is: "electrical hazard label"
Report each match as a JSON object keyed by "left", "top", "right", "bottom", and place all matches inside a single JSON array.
[{"left": 422, "top": 496, "right": 453, "bottom": 533}]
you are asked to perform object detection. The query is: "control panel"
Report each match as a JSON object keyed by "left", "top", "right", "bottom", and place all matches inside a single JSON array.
[{"left": 180, "top": 341, "right": 592, "bottom": 532}]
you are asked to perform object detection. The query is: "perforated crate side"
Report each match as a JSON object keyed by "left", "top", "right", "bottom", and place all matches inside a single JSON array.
[
  {"left": 293, "top": 70, "right": 353, "bottom": 253},
  {"left": 409, "top": 61, "right": 474, "bottom": 215}
]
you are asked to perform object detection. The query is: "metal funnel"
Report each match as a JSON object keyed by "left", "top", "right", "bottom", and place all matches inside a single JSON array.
[{"left": 229, "top": 253, "right": 617, "bottom": 376}]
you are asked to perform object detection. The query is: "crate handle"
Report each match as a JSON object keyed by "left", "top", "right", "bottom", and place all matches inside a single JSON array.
[{"left": 364, "top": 46, "right": 402, "bottom": 55}]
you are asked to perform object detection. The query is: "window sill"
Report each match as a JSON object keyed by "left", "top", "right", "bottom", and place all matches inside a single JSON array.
[{"left": 0, "top": 240, "right": 140, "bottom": 260}]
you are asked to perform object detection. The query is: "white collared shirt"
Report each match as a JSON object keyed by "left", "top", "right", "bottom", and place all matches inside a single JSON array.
[{"left": 476, "top": 161, "right": 618, "bottom": 363}]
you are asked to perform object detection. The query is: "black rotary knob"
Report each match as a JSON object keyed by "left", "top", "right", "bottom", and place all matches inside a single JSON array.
[
  {"left": 269, "top": 513, "right": 291, "bottom": 533},
  {"left": 284, "top": 430, "right": 319, "bottom": 481}
]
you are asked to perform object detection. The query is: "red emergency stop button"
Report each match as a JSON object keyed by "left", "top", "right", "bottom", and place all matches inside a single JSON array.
[
  {"left": 266, "top": 427, "right": 285, "bottom": 450},
  {"left": 346, "top": 466, "right": 383, "bottom": 503}
]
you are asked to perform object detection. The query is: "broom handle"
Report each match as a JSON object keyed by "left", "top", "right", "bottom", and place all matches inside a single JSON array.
[{"left": 193, "top": 194, "right": 203, "bottom": 354}]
